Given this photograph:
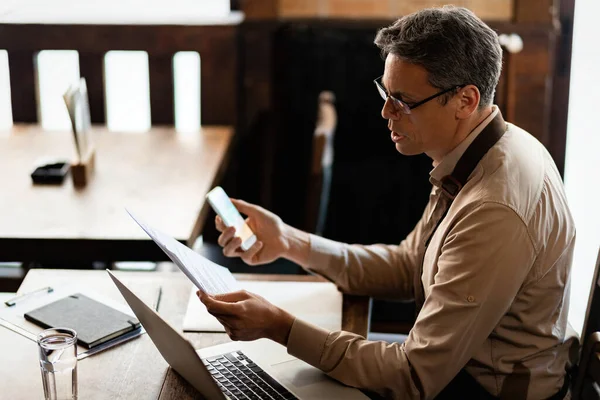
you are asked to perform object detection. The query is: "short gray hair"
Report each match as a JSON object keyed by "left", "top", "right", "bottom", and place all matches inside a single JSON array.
[{"left": 374, "top": 6, "right": 502, "bottom": 108}]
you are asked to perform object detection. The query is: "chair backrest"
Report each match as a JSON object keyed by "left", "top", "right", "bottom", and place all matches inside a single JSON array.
[
  {"left": 573, "top": 247, "right": 600, "bottom": 399},
  {"left": 305, "top": 91, "right": 337, "bottom": 236},
  {"left": 0, "top": 16, "right": 240, "bottom": 126},
  {"left": 574, "top": 332, "right": 600, "bottom": 399}
]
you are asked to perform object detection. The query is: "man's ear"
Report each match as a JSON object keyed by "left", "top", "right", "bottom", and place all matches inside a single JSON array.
[{"left": 455, "top": 84, "right": 480, "bottom": 120}]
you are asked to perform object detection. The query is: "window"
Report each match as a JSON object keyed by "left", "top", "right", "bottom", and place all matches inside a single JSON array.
[{"left": 565, "top": 0, "right": 600, "bottom": 336}]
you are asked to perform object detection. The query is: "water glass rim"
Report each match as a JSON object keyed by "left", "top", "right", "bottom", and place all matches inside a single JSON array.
[{"left": 37, "top": 327, "right": 78, "bottom": 348}]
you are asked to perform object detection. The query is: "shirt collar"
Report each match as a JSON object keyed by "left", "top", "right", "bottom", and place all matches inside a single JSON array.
[{"left": 429, "top": 106, "right": 499, "bottom": 187}]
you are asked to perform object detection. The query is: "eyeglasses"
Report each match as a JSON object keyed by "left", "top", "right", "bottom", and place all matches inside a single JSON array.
[{"left": 374, "top": 75, "right": 464, "bottom": 115}]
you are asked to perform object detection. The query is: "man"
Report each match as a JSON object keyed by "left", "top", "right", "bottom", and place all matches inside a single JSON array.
[{"left": 198, "top": 6, "right": 575, "bottom": 399}]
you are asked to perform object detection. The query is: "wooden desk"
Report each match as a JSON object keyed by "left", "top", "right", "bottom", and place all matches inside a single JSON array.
[
  {"left": 0, "top": 125, "right": 233, "bottom": 263},
  {"left": 0, "top": 269, "right": 371, "bottom": 400}
]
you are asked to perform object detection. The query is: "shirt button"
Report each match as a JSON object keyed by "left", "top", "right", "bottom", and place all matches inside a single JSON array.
[{"left": 467, "top": 296, "right": 475, "bottom": 303}]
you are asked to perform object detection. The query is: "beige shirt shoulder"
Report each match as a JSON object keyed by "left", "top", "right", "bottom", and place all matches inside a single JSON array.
[{"left": 286, "top": 109, "right": 576, "bottom": 400}]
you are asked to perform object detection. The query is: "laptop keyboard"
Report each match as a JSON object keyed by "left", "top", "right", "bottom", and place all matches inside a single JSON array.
[{"left": 203, "top": 351, "right": 299, "bottom": 400}]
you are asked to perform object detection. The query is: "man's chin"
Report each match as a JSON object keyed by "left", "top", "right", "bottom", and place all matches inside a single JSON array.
[{"left": 395, "top": 142, "right": 420, "bottom": 156}]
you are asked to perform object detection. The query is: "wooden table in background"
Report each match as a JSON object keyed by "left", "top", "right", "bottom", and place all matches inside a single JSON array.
[
  {"left": 0, "top": 125, "right": 233, "bottom": 263},
  {"left": 0, "top": 269, "right": 371, "bottom": 400}
]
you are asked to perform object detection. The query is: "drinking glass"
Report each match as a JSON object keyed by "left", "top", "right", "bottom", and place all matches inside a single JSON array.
[{"left": 37, "top": 328, "right": 78, "bottom": 400}]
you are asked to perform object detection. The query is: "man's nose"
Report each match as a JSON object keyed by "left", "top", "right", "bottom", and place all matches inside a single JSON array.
[{"left": 381, "top": 97, "right": 399, "bottom": 120}]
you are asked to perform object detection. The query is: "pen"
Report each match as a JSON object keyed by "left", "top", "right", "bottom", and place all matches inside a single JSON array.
[
  {"left": 154, "top": 286, "right": 162, "bottom": 312},
  {"left": 4, "top": 286, "right": 54, "bottom": 307}
]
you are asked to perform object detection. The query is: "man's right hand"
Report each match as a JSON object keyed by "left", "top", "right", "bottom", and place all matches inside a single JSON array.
[{"left": 215, "top": 199, "right": 290, "bottom": 266}]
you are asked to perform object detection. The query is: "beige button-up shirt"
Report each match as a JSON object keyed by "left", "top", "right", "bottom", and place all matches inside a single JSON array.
[{"left": 286, "top": 107, "right": 576, "bottom": 399}]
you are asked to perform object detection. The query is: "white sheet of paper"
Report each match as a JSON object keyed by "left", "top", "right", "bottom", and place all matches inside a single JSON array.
[
  {"left": 127, "top": 210, "right": 240, "bottom": 295},
  {"left": 183, "top": 280, "right": 343, "bottom": 332}
]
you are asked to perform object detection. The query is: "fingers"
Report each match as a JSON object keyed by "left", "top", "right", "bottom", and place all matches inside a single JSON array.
[
  {"left": 196, "top": 291, "right": 247, "bottom": 341},
  {"left": 223, "top": 326, "right": 236, "bottom": 340},
  {"left": 222, "top": 236, "right": 243, "bottom": 257},
  {"left": 217, "top": 226, "right": 236, "bottom": 247},
  {"left": 230, "top": 198, "right": 260, "bottom": 216},
  {"left": 215, "top": 215, "right": 227, "bottom": 232},
  {"left": 219, "top": 319, "right": 248, "bottom": 342},
  {"left": 201, "top": 296, "right": 242, "bottom": 316},
  {"left": 213, "top": 290, "right": 250, "bottom": 303},
  {"left": 216, "top": 223, "right": 244, "bottom": 258},
  {"left": 197, "top": 290, "right": 208, "bottom": 304},
  {"left": 240, "top": 241, "right": 264, "bottom": 266}
]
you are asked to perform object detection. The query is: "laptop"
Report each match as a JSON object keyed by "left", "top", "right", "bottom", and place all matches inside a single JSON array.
[{"left": 107, "top": 270, "right": 369, "bottom": 400}]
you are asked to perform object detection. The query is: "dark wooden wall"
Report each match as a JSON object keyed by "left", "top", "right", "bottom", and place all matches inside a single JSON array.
[{"left": 225, "top": 17, "right": 565, "bottom": 240}]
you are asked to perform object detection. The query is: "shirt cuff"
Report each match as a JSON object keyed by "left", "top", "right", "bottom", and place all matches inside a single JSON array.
[
  {"left": 287, "top": 318, "right": 331, "bottom": 369},
  {"left": 307, "top": 234, "right": 344, "bottom": 280}
]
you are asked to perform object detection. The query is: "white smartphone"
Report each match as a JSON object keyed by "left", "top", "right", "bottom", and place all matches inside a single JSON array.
[{"left": 206, "top": 186, "right": 257, "bottom": 251}]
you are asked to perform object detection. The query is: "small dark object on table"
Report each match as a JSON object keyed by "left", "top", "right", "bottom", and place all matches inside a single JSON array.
[{"left": 31, "top": 162, "right": 70, "bottom": 184}]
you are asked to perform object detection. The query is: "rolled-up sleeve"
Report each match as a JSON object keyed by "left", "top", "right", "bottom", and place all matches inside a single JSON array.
[
  {"left": 288, "top": 202, "right": 537, "bottom": 399},
  {"left": 302, "top": 190, "right": 437, "bottom": 300},
  {"left": 304, "top": 198, "right": 433, "bottom": 300}
]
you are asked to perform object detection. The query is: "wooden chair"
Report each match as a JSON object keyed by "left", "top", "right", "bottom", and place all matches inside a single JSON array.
[
  {"left": 573, "top": 247, "right": 600, "bottom": 399},
  {"left": 0, "top": 15, "right": 241, "bottom": 126},
  {"left": 574, "top": 332, "right": 600, "bottom": 399},
  {"left": 305, "top": 90, "right": 337, "bottom": 236},
  {"left": 197, "top": 91, "right": 338, "bottom": 274}
]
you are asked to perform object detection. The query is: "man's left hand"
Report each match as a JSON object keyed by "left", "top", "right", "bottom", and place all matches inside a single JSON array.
[{"left": 197, "top": 290, "right": 295, "bottom": 345}]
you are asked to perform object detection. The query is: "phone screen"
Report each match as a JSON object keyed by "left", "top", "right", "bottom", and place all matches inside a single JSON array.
[{"left": 208, "top": 187, "right": 254, "bottom": 243}]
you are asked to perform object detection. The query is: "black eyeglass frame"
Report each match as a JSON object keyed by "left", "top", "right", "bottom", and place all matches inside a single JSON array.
[{"left": 374, "top": 75, "right": 466, "bottom": 114}]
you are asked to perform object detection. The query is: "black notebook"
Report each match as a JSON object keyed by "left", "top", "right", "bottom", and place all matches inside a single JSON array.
[{"left": 24, "top": 293, "right": 141, "bottom": 348}]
